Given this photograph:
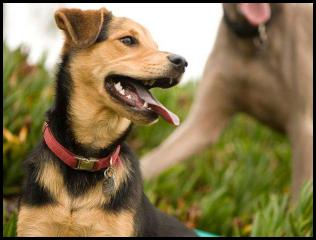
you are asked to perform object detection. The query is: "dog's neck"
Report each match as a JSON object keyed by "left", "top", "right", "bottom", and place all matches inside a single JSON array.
[
  {"left": 47, "top": 53, "right": 132, "bottom": 158},
  {"left": 69, "top": 86, "right": 131, "bottom": 149}
]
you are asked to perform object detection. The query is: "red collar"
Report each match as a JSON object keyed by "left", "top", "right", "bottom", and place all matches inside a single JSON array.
[{"left": 43, "top": 122, "right": 121, "bottom": 172}]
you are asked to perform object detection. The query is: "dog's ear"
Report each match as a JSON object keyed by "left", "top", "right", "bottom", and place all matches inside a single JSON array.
[{"left": 55, "top": 7, "right": 110, "bottom": 48}]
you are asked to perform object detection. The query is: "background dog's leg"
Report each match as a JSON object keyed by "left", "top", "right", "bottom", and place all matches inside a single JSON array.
[
  {"left": 288, "top": 116, "right": 313, "bottom": 201},
  {"left": 141, "top": 65, "right": 236, "bottom": 180}
]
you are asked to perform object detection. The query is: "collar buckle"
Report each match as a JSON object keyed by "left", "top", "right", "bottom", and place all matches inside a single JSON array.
[{"left": 75, "top": 156, "right": 98, "bottom": 171}]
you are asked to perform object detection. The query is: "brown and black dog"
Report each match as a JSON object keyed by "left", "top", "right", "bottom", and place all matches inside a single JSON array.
[
  {"left": 17, "top": 7, "right": 196, "bottom": 237},
  {"left": 141, "top": 3, "right": 313, "bottom": 200}
]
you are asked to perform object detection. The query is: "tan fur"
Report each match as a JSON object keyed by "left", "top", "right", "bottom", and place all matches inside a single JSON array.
[
  {"left": 141, "top": 3, "right": 313, "bottom": 200},
  {"left": 69, "top": 73, "right": 131, "bottom": 148},
  {"left": 17, "top": 205, "right": 134, "bottom": 237},
  {"left": 55, "top": 8, "right": 109, "bottom": 48},
  {"left": 18, "top": 6, "right": 186, "bottom": 236},
  {"left": 36, "top": 155, "right": 131, "bottom": 206},
  {"left": 66, "top": 15, "right": 180, "bottom": 147},
  {"left": 36, "top": 161, "right": 66, "bottom": 202},
  {"left": 18, "top": 154, "right": 133, "bottom": 237}
]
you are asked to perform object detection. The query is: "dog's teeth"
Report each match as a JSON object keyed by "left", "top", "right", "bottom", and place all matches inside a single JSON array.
[
  {"left": 127, "top": 95, "right": 131, "bottom": 99},
  {"left": 143, "top": 102, "right": 148, "bottom": 108},
  {"left": 150, "top": 80, "right": 156, "bottom": 86},
  {"left": 169, "top": 79, "right": 173, "bottom": 85},
  {"left": 119, "top": 89, "right": 125, "bottom": 95},
  {"left": 114, "top": 82, "right": 123, "bottom": 92},
  {"left": 148, "top": 107, "right": 152, "bottom": 110}
]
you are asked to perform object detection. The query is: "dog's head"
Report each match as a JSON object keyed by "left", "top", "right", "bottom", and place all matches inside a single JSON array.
[
  {"left": 222, "top": 3, "right": 281, "bottom": 38},
  {"left": 55, "top": 7, "right": 187, "bottom": 126}
]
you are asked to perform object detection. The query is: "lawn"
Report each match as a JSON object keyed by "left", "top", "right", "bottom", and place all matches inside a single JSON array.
[{"left": 3, "top": 43, "right": 313, "bottom": 237}]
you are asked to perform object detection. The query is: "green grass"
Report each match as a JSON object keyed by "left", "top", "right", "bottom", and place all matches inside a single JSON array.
[
  {"left": 3, "top": 42, "right": 54, "bottom": 196},
  {"left": 131, "top": 88, "right": 312, "bottom": 237},
  {"left": 3, "top": 43, "right": 313, "bottom": 237}
]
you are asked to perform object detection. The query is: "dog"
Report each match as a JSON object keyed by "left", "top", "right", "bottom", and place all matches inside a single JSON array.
[
  {"left": 141, "top": 3, "right": 313, "bottom": 200},
  {"left": 17, "top": 7, "right": 196, "bottom": 237}
]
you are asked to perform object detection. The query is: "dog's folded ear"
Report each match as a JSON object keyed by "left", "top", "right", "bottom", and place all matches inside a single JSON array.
[{"left": 55, "top": 7, "right": 110, "bottom": 48}]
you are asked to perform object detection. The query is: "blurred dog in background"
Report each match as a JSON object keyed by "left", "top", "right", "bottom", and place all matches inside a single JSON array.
[{"left": 141, "top": 3, "right": 313, "bottom": 200}]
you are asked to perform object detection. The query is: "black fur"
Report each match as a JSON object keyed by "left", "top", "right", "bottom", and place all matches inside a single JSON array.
[
  {"left": 134, "top": 194, "right": 196, "bottom": 237},
  {"left": 46, "top": 12, "right": 119, "bottom": 160},
  {"left": 46, "top": 50, "right": 131, "bottom": 160},
  {"left": 96, "top": 13, "right": 113, "bottom": 43},
  {"left": 43, "top": 52, "right": 133, "bottom": 198},
  {"left": 20, "top": 11, "right": 197, "bottom": 236},
  {"left": 223, "top": 11, "right": 260, "bottom": 38},
  {"left": 21, "top": 12, "right": 132, "bottom": 207},
  {"left": 223, "top": 4, "right": 281, "bottom": 39},
  {"left": 21, "top": 142, "right": 56, "bottom": 206}
]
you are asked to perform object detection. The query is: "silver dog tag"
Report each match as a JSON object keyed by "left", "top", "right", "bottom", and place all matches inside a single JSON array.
[
  {"left": 103, "top": 166, "right": 115, "bottom": 195},
  {"left": 254, "top": 24, "right": 268, "bottom": 50}
]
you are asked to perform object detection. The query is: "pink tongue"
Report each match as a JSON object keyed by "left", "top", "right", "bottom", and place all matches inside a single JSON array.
[
  {"left": 132, "top": 82, "right": 180, "bottom": 126},
  {"left": 238, "top": 3, "right": 271, "bottom": 26}
]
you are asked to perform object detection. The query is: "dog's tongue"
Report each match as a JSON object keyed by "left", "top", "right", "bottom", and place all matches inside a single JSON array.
[
  {"left": 131, "top": 81, "right": 180, "bottom": 126},
  {"left": 239, "top": 3, "right": 271, "bottom": 26}
]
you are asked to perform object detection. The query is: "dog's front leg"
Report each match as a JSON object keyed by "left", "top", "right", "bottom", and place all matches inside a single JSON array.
[{"left": 287, "top": 116, "right": 313, "bottom": 201}]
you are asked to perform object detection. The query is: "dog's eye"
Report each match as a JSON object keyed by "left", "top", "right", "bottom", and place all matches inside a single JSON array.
[{"left": 120, "top": 36, "right": 137, "bottom": 46}]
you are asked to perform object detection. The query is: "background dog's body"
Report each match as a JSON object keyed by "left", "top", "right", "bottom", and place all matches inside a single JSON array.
[
  {"left": 17, "top": 7, "right": 195, "bottom": 236},
  {"left": 141, "top": 3, "right": 313, "bottom": 199}
]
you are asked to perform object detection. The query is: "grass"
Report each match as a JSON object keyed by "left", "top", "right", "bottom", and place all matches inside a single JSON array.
[{"left": 3, "top": 43, "right": 313, "bottom": 237}]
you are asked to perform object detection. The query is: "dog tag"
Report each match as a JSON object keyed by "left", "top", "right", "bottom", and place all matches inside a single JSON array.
[
  {"left": 103, "top": 167, "right": 115, "bottom": 195},
  {"left": 254, "top": 24, "right": 268, "bottom": 50}
]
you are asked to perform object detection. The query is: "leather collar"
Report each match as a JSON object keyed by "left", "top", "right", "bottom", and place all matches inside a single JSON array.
[{"left": 43, "top": 122, "right": 121, "bottom": 171}]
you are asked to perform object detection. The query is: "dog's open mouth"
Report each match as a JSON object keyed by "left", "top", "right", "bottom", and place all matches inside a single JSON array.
[
  {"left": 238, "top": 3, "right": 271, "bottom": 26},
  {"left": 105, "top": 75, "right": 180, "bottom": 126}
]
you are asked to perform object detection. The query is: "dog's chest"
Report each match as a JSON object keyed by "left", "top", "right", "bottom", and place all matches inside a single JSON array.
[
  {"left": 51, "top": 181, "right": 134, "bottom": 236},
  {"left": 18, "top": 161, "right": 135, "bottom": 236},
  {"left": 50, "top": 205, "right": 135, "bottom": 236},
  {"left": 18, "top": 202, "right": 135, "bottom": 237}
]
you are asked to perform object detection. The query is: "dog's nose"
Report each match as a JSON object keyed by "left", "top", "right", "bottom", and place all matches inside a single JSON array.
[{"left": 167, "top": 54, "right": 188, "bottom": 69}]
